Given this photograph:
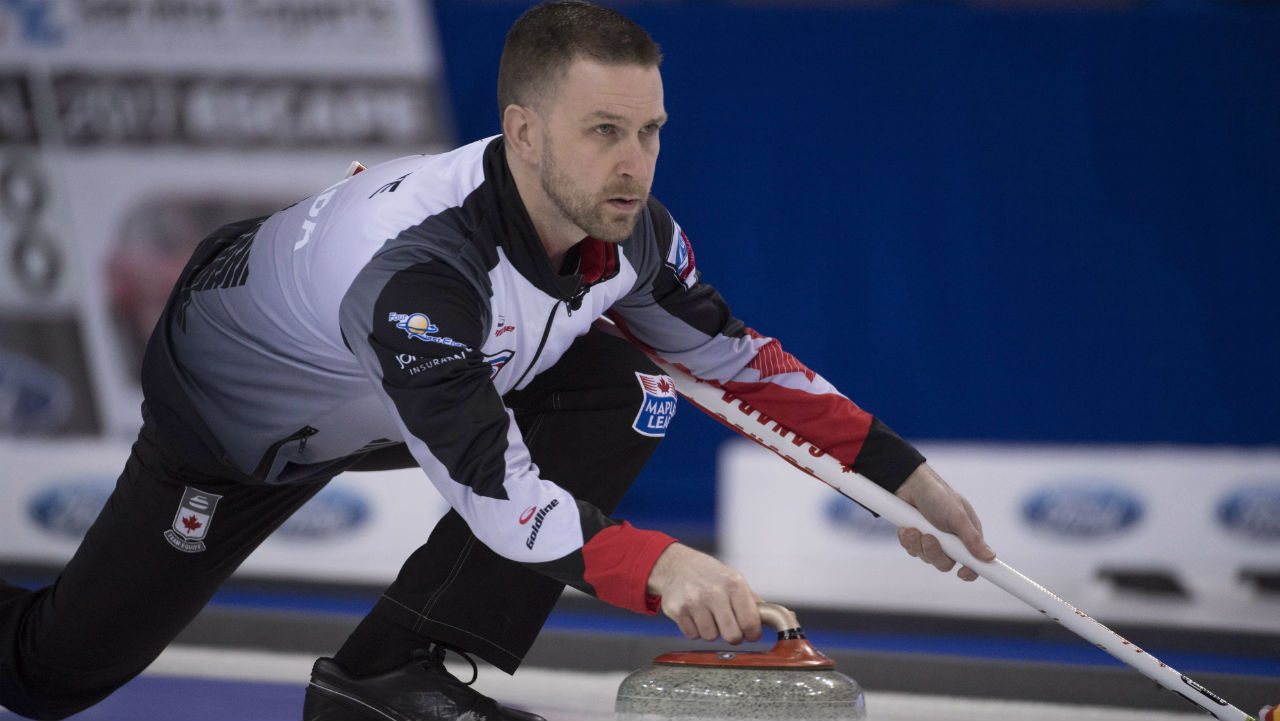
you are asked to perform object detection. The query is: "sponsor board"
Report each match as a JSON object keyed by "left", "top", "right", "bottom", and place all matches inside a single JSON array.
[
  {"left": 1217, "top": 484, "right": 1280, "bottom": 541},
  {"left": 27, "top": 479, "right": 114, "bottom": 538},
  {"left": 0, "top": 320, "right": 99, "bottom": 435},
  {"left": 275, "top": 488, "right": 369, "bottom": 541},
  {"left": 245, "top": 471, "right": 447, "bottom": 580},
  {"left": 823, "top": 495, "right": 898, "bottom": 539},
  {"left": 1, "top": 0, "right": 451, "bottom": 438},
  {"left": 0, "top": 439, "right": 449, "bottom": 583},
  {"left": 47, "top": 73, "right": 440, "bottom": 149},
  {"left": 1022, "top": 483, "right": 1144, "bottom": 539},
  {"left": 0, "top": 346, "right": 76, "bottom": 434},
  {"left": 0, "top": 1, "right": 442, "bottom": 75},
  {"left": 719, "top": 440, "right": 1280, "bottom": 633},
  {"left": 18, "top": 474, "right": 359, "bottom": 548}
]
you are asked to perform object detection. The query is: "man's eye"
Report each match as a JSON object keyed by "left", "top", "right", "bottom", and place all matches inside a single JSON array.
[
  {"left": 595, "top": 125, "right": 616, "bottom": 135},
  {"left": 641, "top": 124, "right": 661, "bottom": 135}
]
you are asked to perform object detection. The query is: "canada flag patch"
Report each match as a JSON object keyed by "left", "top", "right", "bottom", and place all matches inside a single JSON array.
[
  {"left": 670, "top": 228, "right": 697, "bottom": 289},
  {"left": 164, "top": 486, "right": 223, "bottom": 553},
  {"left": 633, "top": 372, "right": 678, "bottom": 437}
]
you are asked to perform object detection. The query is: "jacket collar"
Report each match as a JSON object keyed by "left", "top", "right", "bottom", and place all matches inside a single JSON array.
[{"left": 482, "top": 137, "right": 585, "bottom": 301}]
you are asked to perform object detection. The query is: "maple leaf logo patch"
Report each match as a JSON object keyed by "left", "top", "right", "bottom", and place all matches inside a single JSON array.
[
  {"left": 164, "top": 487, "right": 223, "bottom": 553},
  {"left": 633, "top": 372, "right": 678, "bottom": 438}
]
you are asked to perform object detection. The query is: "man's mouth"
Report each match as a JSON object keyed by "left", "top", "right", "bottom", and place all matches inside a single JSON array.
[{"left": 607, "top": 197, "right": 641, "bottom": 211}]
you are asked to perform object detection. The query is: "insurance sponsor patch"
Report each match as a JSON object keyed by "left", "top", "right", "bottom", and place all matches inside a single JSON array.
[
  {"left": 388, "top": 312, "right": 469, "bottom": 348},
  {"left": 632, "top": 372, "right": 677, "bottom": 437}
]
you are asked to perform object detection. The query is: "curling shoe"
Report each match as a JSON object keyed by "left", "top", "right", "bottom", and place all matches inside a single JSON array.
[{"left": 303, "top": 644, "right": 546, "bottom": 721}]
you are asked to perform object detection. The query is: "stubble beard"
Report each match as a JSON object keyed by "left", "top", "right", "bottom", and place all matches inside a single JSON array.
[{"left": 540, "top": 141, "right": 648, "bottom": 243}]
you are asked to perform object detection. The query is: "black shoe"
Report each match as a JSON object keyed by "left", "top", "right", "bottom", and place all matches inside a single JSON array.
[{"left": 303, "top": 644, "right": 546, "bottom": 721}]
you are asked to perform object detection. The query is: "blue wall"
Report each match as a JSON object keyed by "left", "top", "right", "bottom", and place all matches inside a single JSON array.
[{"left": 431, "top": 1, "right": 1280, "bottom": 525}]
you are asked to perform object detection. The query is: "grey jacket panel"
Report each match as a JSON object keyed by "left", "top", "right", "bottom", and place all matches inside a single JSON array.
[{"left": 152, "top": 134, "right": 925, "bottom": 600}]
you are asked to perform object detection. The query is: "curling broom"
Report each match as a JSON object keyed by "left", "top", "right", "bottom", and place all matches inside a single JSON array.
[{"left": 652, "top": 357, "right": 1265, "bottom": 721}]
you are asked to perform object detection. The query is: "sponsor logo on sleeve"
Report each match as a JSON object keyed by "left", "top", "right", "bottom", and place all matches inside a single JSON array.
[
  {"left": 164, "top": 486, "right": 223, "bottom": 553},
  {"left": 524, "top": 499, "right": 559, "bottom": 549},
  {"left": 493, "top": 313, "right": 515, "bottom": 337},
  {"left": 632, "top": 372, "right": 677, "bottom": 437},
  {"left": 1022, "top": 484, "right": 1143, "bottom": 538},
  {"left": 395, "top": 351, "right": 464, "bottom": 376},
  {"left": 484, "top": 349, "right": 514, "bottom": 380},
  {"left": 295, "top": 177, "right": 350, "bottom": 250},
  {"left": 667, "top": 227, "right": 697, "bottom": 289},
  {"left": 369, "top": 173, "right": 410, "bottom": 198},
  {"left": 388, "top": 312, "right": 469, "bottom": 348}
]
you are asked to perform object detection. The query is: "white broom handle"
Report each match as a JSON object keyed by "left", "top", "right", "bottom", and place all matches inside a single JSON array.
[{"left": 654, "top": 359, "right": 1256, "bottom": 721}]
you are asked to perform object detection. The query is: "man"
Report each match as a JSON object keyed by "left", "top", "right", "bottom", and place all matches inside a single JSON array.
[{"left": 0, "top": 3, "right": 995, "bottom": 720}]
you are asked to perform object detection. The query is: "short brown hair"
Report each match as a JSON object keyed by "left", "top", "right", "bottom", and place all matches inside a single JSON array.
[{"left": 497, "top": 1, "right": 663, "bottom": 115}]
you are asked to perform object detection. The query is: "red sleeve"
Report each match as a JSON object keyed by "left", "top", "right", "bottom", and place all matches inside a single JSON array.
[
  {"left": 609, "top": 202, "right": 925, "bottom": 491},
  {"left": 582, "top": 522, "right": 677, "bottom": 614}
]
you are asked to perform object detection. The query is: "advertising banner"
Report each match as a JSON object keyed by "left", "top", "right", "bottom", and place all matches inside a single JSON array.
[
  {"left": 720, "top": 439, "right": 1280, "bottom": 633},
  {"left": 0, "top": 439, "right": 450, "bottom": 583},
  {"left": 0, "top": 0, "right": 454, "bottom": 582},
  {"left": 0, "top": 0, "right": 452, "bottom": 437}
]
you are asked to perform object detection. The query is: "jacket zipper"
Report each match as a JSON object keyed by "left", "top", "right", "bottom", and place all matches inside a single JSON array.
[
  {"left": 251, "top": 425, "right": 319, "bottom": 481},
  {"left": 566, "top": 283, "right": 587, "bottom": 315},
  {"left": 511, "top": 302, "right": 561, "bottom": 389},
  {"left": 511, "top": 279, "right": 589, "bottom": 388}
]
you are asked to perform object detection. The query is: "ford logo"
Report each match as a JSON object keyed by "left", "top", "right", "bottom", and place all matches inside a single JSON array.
[
  {"left": 29, "top": 482, "right": 114, "bottom": 538},
  {"left": 824, "top": 496, "right": 898, "bottom": 539},
  {"left": 0, "top": 350, "right": 74, "bottom": 434},
  {"left": 1218, "top": 485, "right": 1280, "bottom": 541},
  {"left": 276, "top": 488, "right": 369, "bottom": 540},
  {"left": 1023, "top": 484, "right": 1143, "bottom": 538}
]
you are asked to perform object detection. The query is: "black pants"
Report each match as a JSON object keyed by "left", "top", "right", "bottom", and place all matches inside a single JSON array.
[{"left": 0, "top": 328, "right": 665, "bottom": 720}]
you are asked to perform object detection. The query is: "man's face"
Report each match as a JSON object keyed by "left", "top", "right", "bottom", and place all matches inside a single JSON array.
[{"left": 536, "top": 59, "right": 666, "bottom": 243}]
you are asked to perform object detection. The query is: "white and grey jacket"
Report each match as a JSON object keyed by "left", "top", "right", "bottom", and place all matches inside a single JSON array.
[{"left": 142, "top": 136, "right": 925, "bottom": 613}]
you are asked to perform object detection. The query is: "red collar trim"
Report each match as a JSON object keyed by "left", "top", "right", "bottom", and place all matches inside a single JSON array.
[{"left": 578, "top": 237, "right": 619, "bottom": 284}]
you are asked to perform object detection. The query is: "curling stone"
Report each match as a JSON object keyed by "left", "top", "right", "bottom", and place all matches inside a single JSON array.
[{"left": 615, "top": 602, "right": 866, "bottom": 720}]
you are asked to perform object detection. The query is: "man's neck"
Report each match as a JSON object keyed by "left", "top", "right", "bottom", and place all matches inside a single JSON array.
[{"left": 506, "top": 147, "right": 582, "bottom": 270}]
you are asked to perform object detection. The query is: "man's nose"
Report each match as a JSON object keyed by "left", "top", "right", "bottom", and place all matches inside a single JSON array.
[{"left": 615, "top": 137, "right": 649, "bottom": 178}]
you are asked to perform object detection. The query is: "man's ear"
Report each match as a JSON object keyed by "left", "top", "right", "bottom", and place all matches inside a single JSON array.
[{"left": 502, "top": 104, "right": 542, "bottom": 166}]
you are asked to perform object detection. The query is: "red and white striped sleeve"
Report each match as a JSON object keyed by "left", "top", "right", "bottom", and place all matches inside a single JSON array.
[{"left": 610, "top": 199, "right": 925, "bottom": 490}]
